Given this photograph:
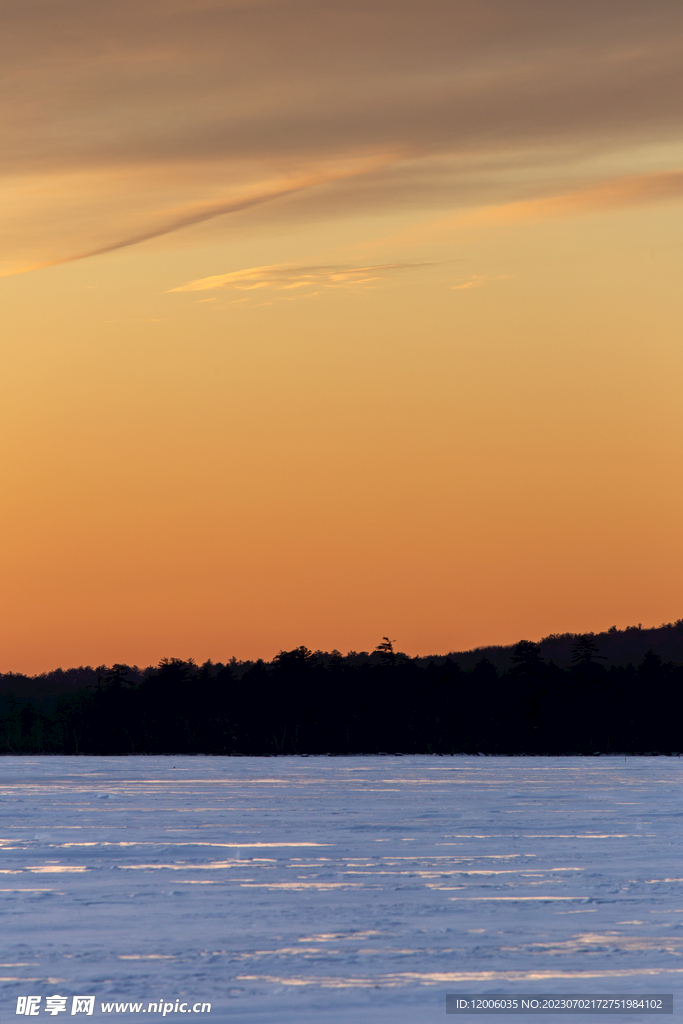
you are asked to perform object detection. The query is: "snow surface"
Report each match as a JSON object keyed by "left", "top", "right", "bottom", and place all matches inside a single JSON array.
[{"left": 0, "top": 755, "right": 681, "bottom": 1023}]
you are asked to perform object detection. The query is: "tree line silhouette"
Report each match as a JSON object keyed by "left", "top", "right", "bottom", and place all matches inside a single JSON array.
[{"left": 1, "top": 632, "right": 681, "bottom": 754}]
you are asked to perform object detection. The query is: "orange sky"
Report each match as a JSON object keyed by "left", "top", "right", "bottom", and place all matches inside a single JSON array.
[{"left": 2, "top": 0, "right": 683, "bottom": 672}]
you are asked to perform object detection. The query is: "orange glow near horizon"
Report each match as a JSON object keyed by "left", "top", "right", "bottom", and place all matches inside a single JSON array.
[{"left": 2, "top": 1, "right": 683, "bottom": 673}]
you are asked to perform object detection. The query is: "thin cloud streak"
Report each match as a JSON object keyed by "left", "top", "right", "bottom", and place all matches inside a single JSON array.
[
  {"left": 169, "top": 262, "right": 432, "bottom": 293},
  {"left": 1, "top": 158, "right": 397, "bottom": 277},
  {"left": 450, "top": 274, "right": 511, "bottom": 290},
  {"left": 462, "top": 169, "right": 683, "bottom": 226},
  {"left": 1, "top": 184, "right": 309, "bottom": 278},
  {"left": 379, "top": 167, "right": 683, "bottom": 250}
]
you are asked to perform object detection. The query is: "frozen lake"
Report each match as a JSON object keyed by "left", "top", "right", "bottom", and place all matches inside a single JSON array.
[{"left": 0, "top": 756, "right": 681, "bottom": 1023}]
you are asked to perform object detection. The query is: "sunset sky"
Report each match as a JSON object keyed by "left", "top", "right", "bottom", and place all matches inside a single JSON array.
[{"left": 2, "top": 0, "right": 683, "bottom": 673}]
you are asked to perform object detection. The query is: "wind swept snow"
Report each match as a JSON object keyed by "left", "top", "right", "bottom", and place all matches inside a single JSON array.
[{"left": 0, "top": 756, "right": 680, "bottom": 1023}]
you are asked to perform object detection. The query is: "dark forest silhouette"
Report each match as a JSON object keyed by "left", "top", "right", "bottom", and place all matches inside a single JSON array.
[{"left": 1, "top": 622, "right": 683, "bottom": 755}]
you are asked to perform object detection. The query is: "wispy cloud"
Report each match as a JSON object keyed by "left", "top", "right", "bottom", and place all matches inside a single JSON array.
[
  {"left": 0, "top": 156, "right": 398, "bottom": 277},
  {"left": 2, "top": 0, "right": 683, "bottom": 269},
  {"left": 169, "top": 262, "right": 431, "bottom": 294},
  {"left": 380, "top": 167, "right": 683, "bottom": 250},
  {"left": 450, "top": 274, "right": 511, "bottom": 291},
  {"left": 461, "top": 169, "right": 683, "bottom": 226}
]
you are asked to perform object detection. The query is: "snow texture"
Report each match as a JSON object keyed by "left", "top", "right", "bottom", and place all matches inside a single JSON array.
[{"left": 0, "top": 755, "right": 681, "bottom": 1023}]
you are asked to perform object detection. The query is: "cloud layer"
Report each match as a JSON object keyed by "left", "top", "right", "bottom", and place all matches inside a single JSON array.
[
  {"left": 3, "top": 0, "right": 683, "bottom": 269},
  {"left": 168, "top": 262, "right": 430, "bottom": 294}
]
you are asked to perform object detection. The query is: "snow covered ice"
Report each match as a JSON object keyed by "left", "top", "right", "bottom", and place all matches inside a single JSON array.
[{"left": 0, "top": 755, "right": 681, "bottom": 1023}]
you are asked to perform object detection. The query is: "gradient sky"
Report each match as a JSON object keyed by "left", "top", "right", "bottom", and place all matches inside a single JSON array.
[{"left": 2, "top": 0, "right": 683, "bottom": 672}]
